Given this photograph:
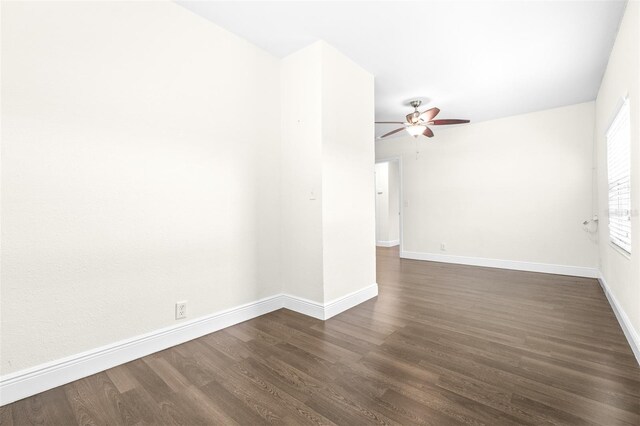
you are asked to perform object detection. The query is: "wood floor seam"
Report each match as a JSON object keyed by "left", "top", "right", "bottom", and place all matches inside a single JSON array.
[{"left": 4, "top": 246, "right": 639, "bottom": 425}]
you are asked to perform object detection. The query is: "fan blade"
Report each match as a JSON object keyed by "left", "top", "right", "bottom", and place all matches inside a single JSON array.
[
  {"left": 379, "top": 127, "right": 405, "bottom": 139},
  {"left": 422, "top": 127, "right": 434, "bottom": 138},
  {"left": 419, "top": 107, "right": 440, "bottom": 122},
  {"left": 375, "top": 121, "right": 405, "bottom": 124},
  {"left": 428, "top": 119, "right": 470, "bottom": 125}
]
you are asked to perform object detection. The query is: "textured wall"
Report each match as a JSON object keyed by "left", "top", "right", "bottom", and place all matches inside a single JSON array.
[
  {"left": 376, "top": 102, "right": 598, "bottom": 269},
  {"left": 1, "top": 1, "right": 282, "bottom": 374}
]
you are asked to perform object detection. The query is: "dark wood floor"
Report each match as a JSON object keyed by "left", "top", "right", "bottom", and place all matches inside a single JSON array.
[{"left": 2, "top": 246, "right": 639, "bottom": 425}]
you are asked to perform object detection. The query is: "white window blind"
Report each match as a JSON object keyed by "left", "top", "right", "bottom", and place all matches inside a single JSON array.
[{"left": 607, "top": 99, "right": 631, "bottom": 254}]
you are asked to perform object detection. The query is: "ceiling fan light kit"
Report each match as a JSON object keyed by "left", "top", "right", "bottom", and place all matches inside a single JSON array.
[
  {"left": 406, "top": 125, "right": 426, "bottom": 136},
  {"left": 375, "top": 99, "right": 470, "bottom": 139}
]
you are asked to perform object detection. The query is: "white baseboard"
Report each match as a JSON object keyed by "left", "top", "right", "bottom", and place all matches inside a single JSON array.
[
  {"left": 0, "top": 284, "right": 378, "bottom": 405},
  {"left": 376, "top": 240, "right": 399, "bottom": 247},
  {"left": 400, "top": 250, "right": 599, "bottom": 278},
  {"left": 324, "top": 283, "right": 379, "bottom": 319},
  {"left": 0, "top": 295, "right": 283, "bottom": 406},
  {"left": 282, "top": 294, "right": 325, "bottom": 319},
  {"left": 282, "top": 283, "right": 379, "bottom": 320},
  {"left": 598, "top": 273, "right": 640, "bottom": 365}
]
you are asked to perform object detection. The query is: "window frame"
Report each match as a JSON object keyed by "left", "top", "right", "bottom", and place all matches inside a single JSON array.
[{"left": 606, "top": 97, "right": 632, "bottom": 255}]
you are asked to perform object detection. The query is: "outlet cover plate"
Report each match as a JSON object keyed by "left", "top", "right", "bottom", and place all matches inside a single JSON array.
[{"left": 175, "top": 301, "right": 187, "bottom": 320}]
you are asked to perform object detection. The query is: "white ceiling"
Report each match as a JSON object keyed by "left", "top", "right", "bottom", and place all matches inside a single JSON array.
[{"left": 178, "top": 1, "right": 626, "bottom": 137}]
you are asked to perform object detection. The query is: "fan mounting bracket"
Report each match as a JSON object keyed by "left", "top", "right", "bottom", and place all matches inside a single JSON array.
[{"left": 409, "top": 100, "right": 422, "bottom": 110}]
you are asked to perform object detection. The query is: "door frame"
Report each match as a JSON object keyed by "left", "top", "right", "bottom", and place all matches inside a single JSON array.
[{"left": 375, "top": 156, "right": 404, "bottom": 253}]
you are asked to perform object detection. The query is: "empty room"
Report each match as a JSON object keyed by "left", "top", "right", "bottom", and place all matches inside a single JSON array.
[{"left": 1, "top": 1, "right": 639, "bottom": 425}]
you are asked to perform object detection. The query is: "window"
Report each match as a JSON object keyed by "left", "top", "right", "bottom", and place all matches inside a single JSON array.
[{"left": 607, "top": 99, "right": 631, "bottom": 254}]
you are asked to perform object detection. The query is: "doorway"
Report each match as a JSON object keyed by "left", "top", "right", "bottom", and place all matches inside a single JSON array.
[{"left": 375, "top": 158, "right": 401, "bottom": 251}]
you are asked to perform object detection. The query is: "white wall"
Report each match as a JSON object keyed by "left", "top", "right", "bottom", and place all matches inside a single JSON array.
[
  {"left": 280, "top": 41, "right": 376, "bottom": 304},
  {"left": 1, "top": 4, "right": 377, "bottom": 382},
  {"left": 321, "top": 42, "right": 376, "bottom": 302},
  {"left": 376, "top": 102, "right": 598, "bottom": 271},
  {"left": 375, "top": 162, "right": 390, "bottom": 242},
  {"left": 374, "top": 161, "right": 399, "bottom": 246},
  {"left": 280, "top": 43, "right": 325, "bottom": 302},
  {"left": 595, "top": 1, "right": 640, "bottom": 344},
  {"left": 1, "top": 1, "right": 282, "bottom": 375},
  {"left": 388, "top": 160, "right": 400, "bottom": 243}
]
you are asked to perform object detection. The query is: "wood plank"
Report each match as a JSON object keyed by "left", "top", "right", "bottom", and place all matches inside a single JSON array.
[{"left": 4, "top": 246, "right": 639, "bottom": 425}]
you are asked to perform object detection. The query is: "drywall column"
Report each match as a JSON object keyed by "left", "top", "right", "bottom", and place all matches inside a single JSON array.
[
  {"left": 321, "top": 43, "right": 376, "bottom": 302},
  {"left": 280, "top": 43, "right": 325, "bottom": 302},
  {"left": 281, "top": 41, "right": 376, "bottom": 307}
]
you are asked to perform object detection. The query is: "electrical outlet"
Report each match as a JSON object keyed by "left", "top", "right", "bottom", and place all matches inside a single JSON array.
[
  {"left": 440, "top": 243, "right": 446, "bottom": 251},
  {"left": 175, "top": 301, "right": 187, "bottom": 320}
]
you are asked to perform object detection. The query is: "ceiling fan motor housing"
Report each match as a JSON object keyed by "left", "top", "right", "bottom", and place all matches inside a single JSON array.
[
  {"left": 407, "top": 100, "right": 423, "bottom": 123},
  {"left": 407, "top": 111, "right": 421, "bottom": 124}
]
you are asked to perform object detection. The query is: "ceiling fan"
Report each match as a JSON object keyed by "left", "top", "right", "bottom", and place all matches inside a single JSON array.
[{"left": 376, "top": 100, "right": 470, "bottom": 139}]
